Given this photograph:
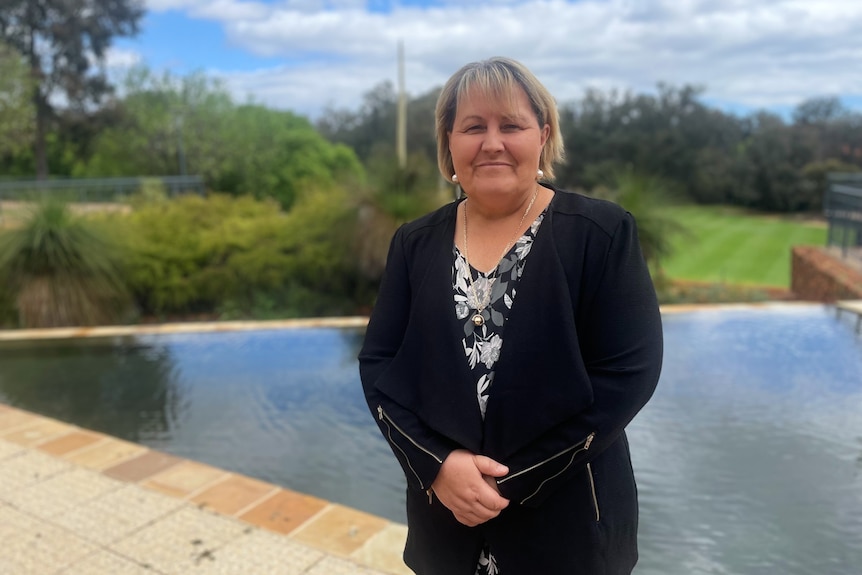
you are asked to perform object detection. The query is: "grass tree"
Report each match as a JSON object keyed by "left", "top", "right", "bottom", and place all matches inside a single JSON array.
[
  {"left": 0, "top": 200, "right": 131, "bottom": 328},
  {"left": 614, "top": 172, "right": 689, "bottom": 268},
  {"left": 590, "top": 172, "right": 689, "bottom": 287},
  {"left": 354, "top": 152, "right": 444, "bottom": 288}
]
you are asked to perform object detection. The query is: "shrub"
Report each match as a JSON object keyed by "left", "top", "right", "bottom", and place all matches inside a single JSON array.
[
  {"left": 657, "top": 280, "right": 776, "bottom": 304},
  {"left": 0, "top": 284, "right": 16, "bottom": 328},
  {"left": 0, "top": 200, "right": 132, "bottom": 327},
  {"left": 111, "top": 188, "right": 364, "bottom": 319},
  {"left": 589, "top": 172, "right": 688, "bottom": 272}
]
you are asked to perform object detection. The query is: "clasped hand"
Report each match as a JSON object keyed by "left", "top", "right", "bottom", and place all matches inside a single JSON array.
[{"left": 430, "top": 449, "right": 510, "bottom": 527}]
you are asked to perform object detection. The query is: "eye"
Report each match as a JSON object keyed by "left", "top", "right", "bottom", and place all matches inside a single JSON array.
[
  {"left": 463, "top": 125, "right": 484, "bottom": 134},
  {"left": 502, "top": 123, "right": 522, "bottom": 131}
]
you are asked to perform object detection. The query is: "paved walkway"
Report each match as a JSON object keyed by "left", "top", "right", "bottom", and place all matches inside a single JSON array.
[{"left": 0, "top": 403, "right": 411, "bottom": 575}]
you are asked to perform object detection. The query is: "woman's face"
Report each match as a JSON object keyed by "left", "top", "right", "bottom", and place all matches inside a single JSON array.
[{"left": 448, "top": 84, "right": 549, "bottom": 201}]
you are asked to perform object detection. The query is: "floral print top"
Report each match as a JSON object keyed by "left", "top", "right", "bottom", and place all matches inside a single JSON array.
[
  {"left": 453, "top": 209, "right": 546, "bottom": 419},
  {"left": 452, "top": 207, "right": 547, "bottom": 575}
]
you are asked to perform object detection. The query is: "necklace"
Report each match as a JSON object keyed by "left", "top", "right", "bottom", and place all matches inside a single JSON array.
[{"left": 462, "top": 187, "right": 539, "bottom": 327}]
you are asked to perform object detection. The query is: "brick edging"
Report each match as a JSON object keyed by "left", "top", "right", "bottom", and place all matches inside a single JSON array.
[{"left": 791, "top": 246, "right": 862, "bottom": 301}]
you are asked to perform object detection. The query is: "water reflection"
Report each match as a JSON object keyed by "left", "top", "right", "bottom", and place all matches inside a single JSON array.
[
  {"left": 0, "top": 337, "right": 183, "bottom": 442},
  {"left": 630, "top": 306, "right": 862, "bottom": 575},
  {"left": 0, "top": 306, "right": 860, "bottom": 574}
]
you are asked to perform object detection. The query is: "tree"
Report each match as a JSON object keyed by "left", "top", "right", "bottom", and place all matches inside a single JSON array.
[
  {"left": 317, "top": 81, "right": 440, "bottom": 172},
  {"left": 590, "top": 172, "right": 687, "bottom": 273},
  {"left": 557, "top": 84, "right": 744, "bottom": 195},
  {"left": 738, "top": 112, "right": 819, "bottom": 212},
  {"left": 0, "top": 199, "right": 131, "bottom": 327},
  {"left": 80, "top": 66, "right": 364, "bottom": 209},
  {"left": 0, "top": 0, "right": 144, "bottom": 178},
  {"left": 0, "top": 41, "right": 35, "bottom": 157},
  {"left": 79, "top": 67, "right": 235, "bottom": 180},
  {"left": 219, "top": 103, "right": 364, "bottom": 208},
  {"left": 792, "top": 96, "right": 845, "bottom": 126},
  {"left": 317, "top": 81, "right": 399, "bottom": 164},
  {"left": 317, "top": 82, "right": 448, "bottom": 285}
]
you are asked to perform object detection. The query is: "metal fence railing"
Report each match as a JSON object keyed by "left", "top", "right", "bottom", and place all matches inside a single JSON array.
[
  {"left": 0, "top": 175, "right": 205, "bottom": 203},
  {"left": 825, "top": 173, "right": 862, "bottom": 258}
]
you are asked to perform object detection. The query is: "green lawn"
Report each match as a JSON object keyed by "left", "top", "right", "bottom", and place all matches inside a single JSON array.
[{"left": 661, "top": 205, "right": 827, "bottom": 288}]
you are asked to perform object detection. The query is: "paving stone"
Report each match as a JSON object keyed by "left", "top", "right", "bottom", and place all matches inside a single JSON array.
[
  {"left": 0, "top": 503, "right": 42, "bottom": 547},
  {"left": 190, "top": 474, "right": 278, "bottom": 516},
  {"left": 65, "top": 437, "right": 147, "bottom": 470},
  {"left": 4, "top": 467, "right": 123, "bottom": 519},
  {"left": 0, "top": 556, "right": 26, "bottom": 574},
  {"left": 0, "top": 449, "right": 72, "bottom": 497},
  {"left": 142, "top": 460, "right": 229, "bottom": 499},
  {"left": 304, "top": 555, "right": 391, "bottom": 575},
  {"left": 291, "top": 503, "right": 390, "bottom": 556},
  {"left": 0, "top": 509, "right": 98, "bottom": 573},
  {"left": 238, "top": 488, "right": 328, "bottom": 535},
  {"left": 58, "top": 549, "right": 164, "bottom": 575},
  {"left": 111, "top": 505, "right": 249, "bottom": 574},
  {"left": 0, "top": 408, "right": 39, "bottom": 433},
  {"left": 38, "top": 430, "right": 104, "bottom": 457},
  {"left": 350, "top": 523, "right": 412, "bottom": 575},
  {"left": 177, "top": 528, "right": 325, "bottom": 574},
  {"left": 0, "top": 437, "right": 25, "bottom": 460},
  {"left": 104, "top": 449, "right": 182, "bottom": 483},
  {"left": 2, "top": 418, "right": 74, "bottom": 447},
  {"left": 53, "top": 483, "right": 184, "bottom": 545}
]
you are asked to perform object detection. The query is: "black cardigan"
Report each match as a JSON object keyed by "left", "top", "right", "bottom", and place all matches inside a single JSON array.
[{"left": 359, "top": 186, "right": 663, "bottom": 573}]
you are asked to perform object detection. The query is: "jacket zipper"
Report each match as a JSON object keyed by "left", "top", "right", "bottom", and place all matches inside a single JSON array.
[
  {"left": 377, "top": 406, "right": 443, "bottom": 491},
  {"left": 586, "top": 462, "right": 600, "bottom": 522},
  {"left": 497, "top": 432, "right": 596, "bottom": 505}
]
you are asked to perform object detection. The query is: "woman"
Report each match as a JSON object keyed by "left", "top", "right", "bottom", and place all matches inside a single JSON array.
[{"left": 359, "top": 57, "right": 663, "bottom": 575}]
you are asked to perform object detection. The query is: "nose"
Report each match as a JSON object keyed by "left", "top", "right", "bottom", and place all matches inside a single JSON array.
[{"left": 480, "top": 125, "right": 505, "bottom": 152}]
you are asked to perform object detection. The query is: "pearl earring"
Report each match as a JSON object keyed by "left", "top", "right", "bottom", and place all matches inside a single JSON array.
[
  {"left": 536, "top": 169, "right": 544, "bottom": 180},
  {"left": 452, "top": 174, "right": 458, "bottom": 183}
]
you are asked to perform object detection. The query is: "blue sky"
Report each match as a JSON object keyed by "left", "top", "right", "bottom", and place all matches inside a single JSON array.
[{"left": 109, "top": 0, "right": 862, "bottom": 119}]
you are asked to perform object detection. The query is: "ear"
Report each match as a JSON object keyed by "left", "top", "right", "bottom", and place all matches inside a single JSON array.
[{"left": 540, "top": 124, "right": 550, "bottom": 147}]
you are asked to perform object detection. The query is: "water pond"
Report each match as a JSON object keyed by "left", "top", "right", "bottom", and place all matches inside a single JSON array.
[{"left": 0, "top": 304, "right": 860, "bottom": 575}]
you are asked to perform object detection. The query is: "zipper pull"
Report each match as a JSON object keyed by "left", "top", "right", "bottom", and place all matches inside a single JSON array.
[
  {"left": 426, "top": 488, "right": 434, "bottom": 504},
  {"left": 585, "top": 432, "right": 595, "bottom": 450},
  {"left": 377, "top": 405, "right": 383, "bottom": 420}
]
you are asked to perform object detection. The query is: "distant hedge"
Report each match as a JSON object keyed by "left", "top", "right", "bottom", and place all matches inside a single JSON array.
[{"left": 104, "top": 190, "right": 370, "bottom": 321}]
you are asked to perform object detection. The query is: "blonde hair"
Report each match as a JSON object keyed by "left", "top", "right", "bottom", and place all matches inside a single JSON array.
[{"left": 435, "top": 57, "right": 565, "bottom": 182}]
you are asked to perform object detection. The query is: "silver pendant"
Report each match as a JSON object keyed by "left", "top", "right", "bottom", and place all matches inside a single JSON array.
[{"left": 472, "top": 313, "right": 485, "bottom": 327}]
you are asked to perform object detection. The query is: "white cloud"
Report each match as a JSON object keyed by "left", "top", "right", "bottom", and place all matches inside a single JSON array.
[
  {"left": 105, "top": 47, "right": 143, "bottom": 70},
  {"left": 145, "top": 0, "right": 365, "bottom": 16},
  {"left": 151, "top": 0, "right": 862, "bottom": 117},
  {"left": 191, "top": 0, "right": 271, "bottom": 21},
  {"left": 218, "top": 61, "right": 388, "bottom": 118},
  {"left": 145, "top": 0, "right": 204, "bottom": 11}
]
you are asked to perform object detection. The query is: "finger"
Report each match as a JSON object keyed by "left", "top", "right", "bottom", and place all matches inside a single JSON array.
[
  {"left": 455, "top": 515, "right": 480, "bottom": 527},
  {"left": 483, "top": 474, "right": 505, "bottom": 495},
  {"left": 476, "top": 489, "right": 509, "bottom": 513},
  {"left": 473, "top": 455, "right": 509, "bottom": 478},
  {"left": 455, "top": 509, "right": 492, "bottom": 527},
  {"left": 449, "top": 492, "right": 499, "bottom": 516},
  {"left": 456, "top": 503, "right": 503, "bottom": 526}
]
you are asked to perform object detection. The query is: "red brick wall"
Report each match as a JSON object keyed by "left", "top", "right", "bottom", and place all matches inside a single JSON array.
[{"left": 791, "top": 246, "right": 862, "bottom": 301}]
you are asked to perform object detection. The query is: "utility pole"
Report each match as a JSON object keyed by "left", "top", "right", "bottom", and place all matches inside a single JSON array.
[
  {"left": 396, "top": 40, "right": 407, "bottom": 170},
  {"left": 174, "top": 113, "right": 187, "bottom": 177}
]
